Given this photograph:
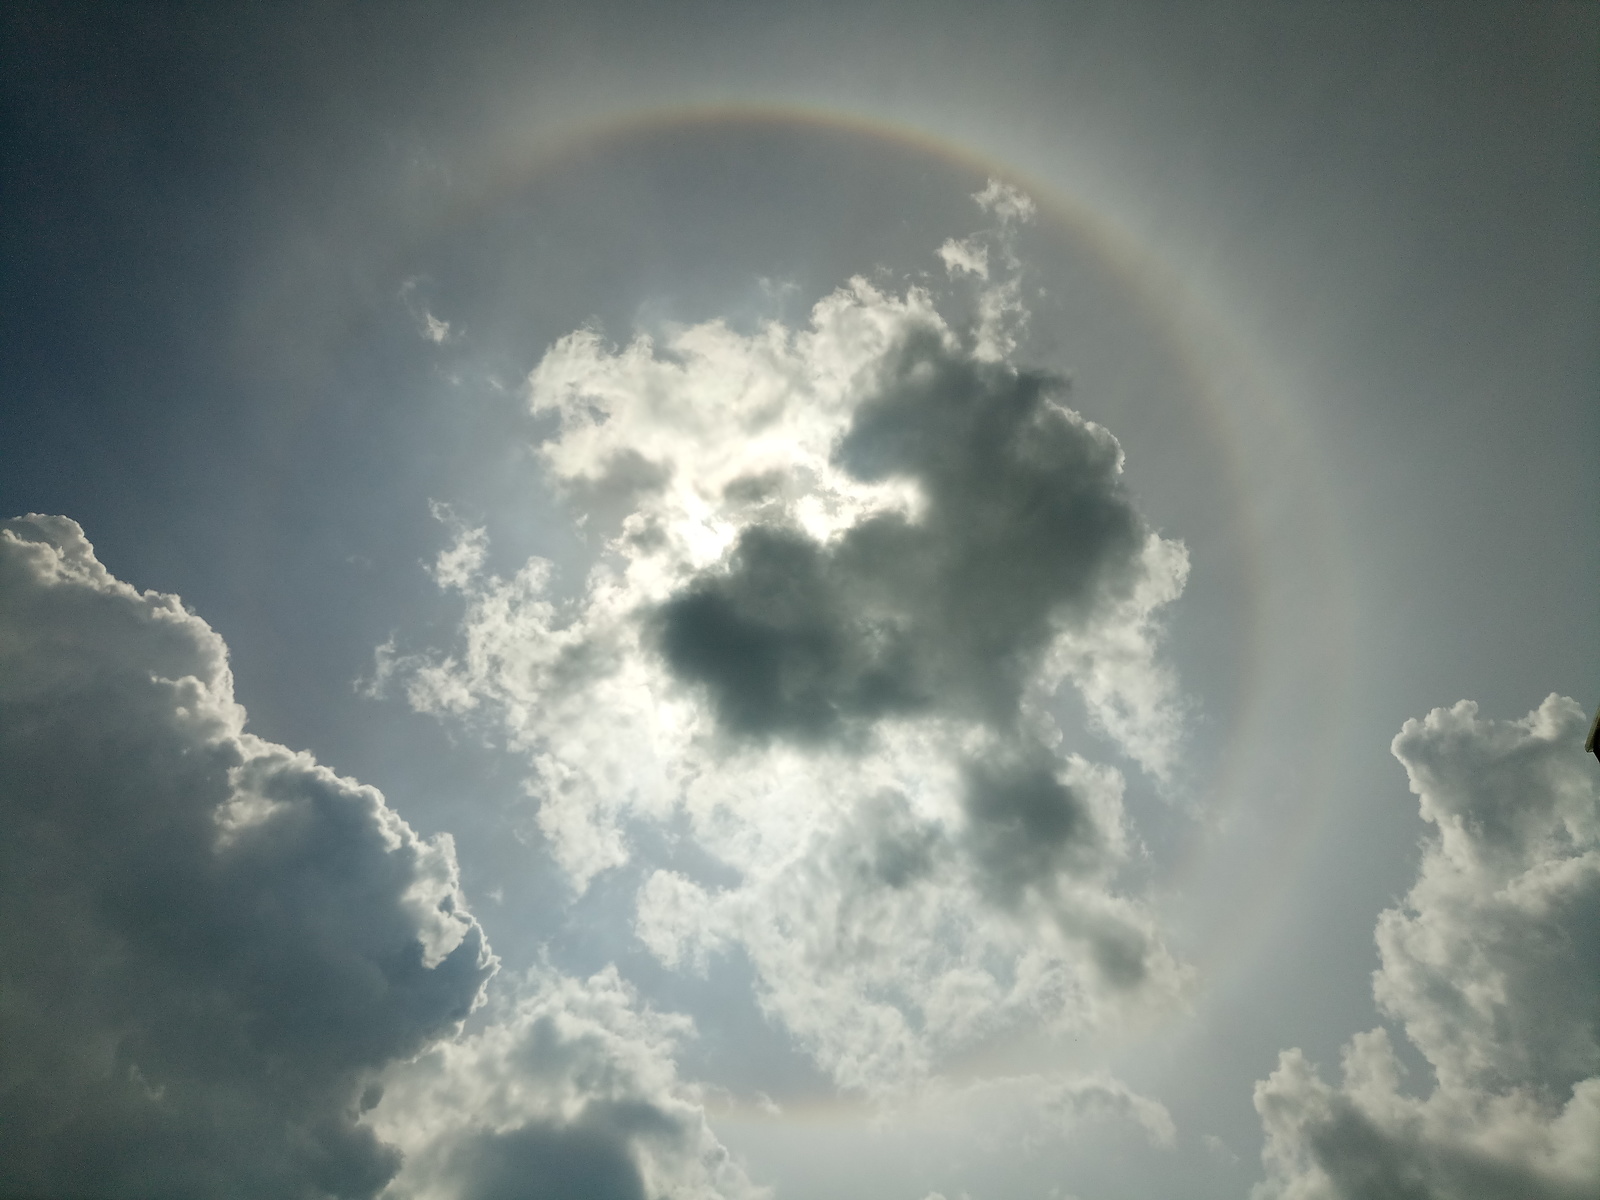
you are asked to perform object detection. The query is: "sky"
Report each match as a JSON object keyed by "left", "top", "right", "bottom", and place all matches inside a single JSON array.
[{"left": 1, "top": 3, "right": 1596, "bottom": 1199}]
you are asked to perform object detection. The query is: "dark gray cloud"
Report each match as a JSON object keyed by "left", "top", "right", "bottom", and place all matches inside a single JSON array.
[
  {"left": 445, "top": 1098, "right": 704, "bottom": 1200},
  {"left": 842, "top": 788, "right": 946, "bottom": 891},
  {"left": 566, "top": 450, "right": 676, "bottom": 541},
  {"left": 962, "top": 746, "right": 1105, "bottom": 903},
  {"left": 451, "top": 1121, "right": 646, "bottom": 1200},
  {"left": 959, "top": 741, "right": 1153, "bottom": 988},
  {"left": 657, "top": 325, "right": 1146, "bottom": 745},
  {"left": 0, "top": 515, "right": 495, "bottom": 1199},
  {"left": 1291, "top": 1094, "right": 1591, "bottom": 1200}
]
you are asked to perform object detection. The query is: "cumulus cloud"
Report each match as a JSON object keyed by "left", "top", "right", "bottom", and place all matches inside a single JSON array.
[
  {"left": 383, "top": 187, "right": 1191, "bottom": 1092},
  {"left": 0, "top": 515, "right": 494, "bottom": 1198},
  {"left": 374, "top": 967, "right": 764, "bottom": 1200},
  {"left": 1253, "top": 694, "right": 1600, "bottom": 1200},
  {"left": 656, "top": 324, "right": 1155, "bottom": 745},
  {"left": 632, "top": 746, "right": 1181, "bottom": 1090},
  {"left": 0, "top": 515, "right": 755, "bottom": 1200}
]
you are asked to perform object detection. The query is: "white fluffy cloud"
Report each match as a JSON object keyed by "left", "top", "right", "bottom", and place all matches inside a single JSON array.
[
  {"left": 631, "top": 745, "right": 1184, "bottom": 1091},
  {"left": 374, "top": 966, "right": 764, "bottom": 1200},
  {"left": 0, "top": 515, "right": 755, "bottom": 1200},
  {"left": 1253, "top": 694, "right": 1600, "bottom": 1200},
  {"left": 385, "top": 186, "right": 1192, "bottom": 1094}
]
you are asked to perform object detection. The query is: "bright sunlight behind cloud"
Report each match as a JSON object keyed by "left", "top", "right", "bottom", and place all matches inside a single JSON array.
[{"left": 378, "top": 187, "right": 1192, "bottom": 1096}]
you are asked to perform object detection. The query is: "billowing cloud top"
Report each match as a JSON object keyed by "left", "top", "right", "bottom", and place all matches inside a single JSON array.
[
  {"left": 0, "top": 515, "right": 494, "bottom": 1197},
  {"left": 373, "top": 966, "right": 763, "bottom": 1200},
  {"left": 1254, "top": 695, "right": 1600, "bottom": 1200},
  {"left": 386, "top": 188, "right": 1193, "bottom": 1093},
  {"left": 0, "top": 514, "right": 760, "bottom": 1200}
]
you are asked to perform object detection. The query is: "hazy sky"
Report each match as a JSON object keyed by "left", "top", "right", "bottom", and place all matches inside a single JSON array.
[{"left": 3, "top": 4, "right": 1596, "bottom": 1199}]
